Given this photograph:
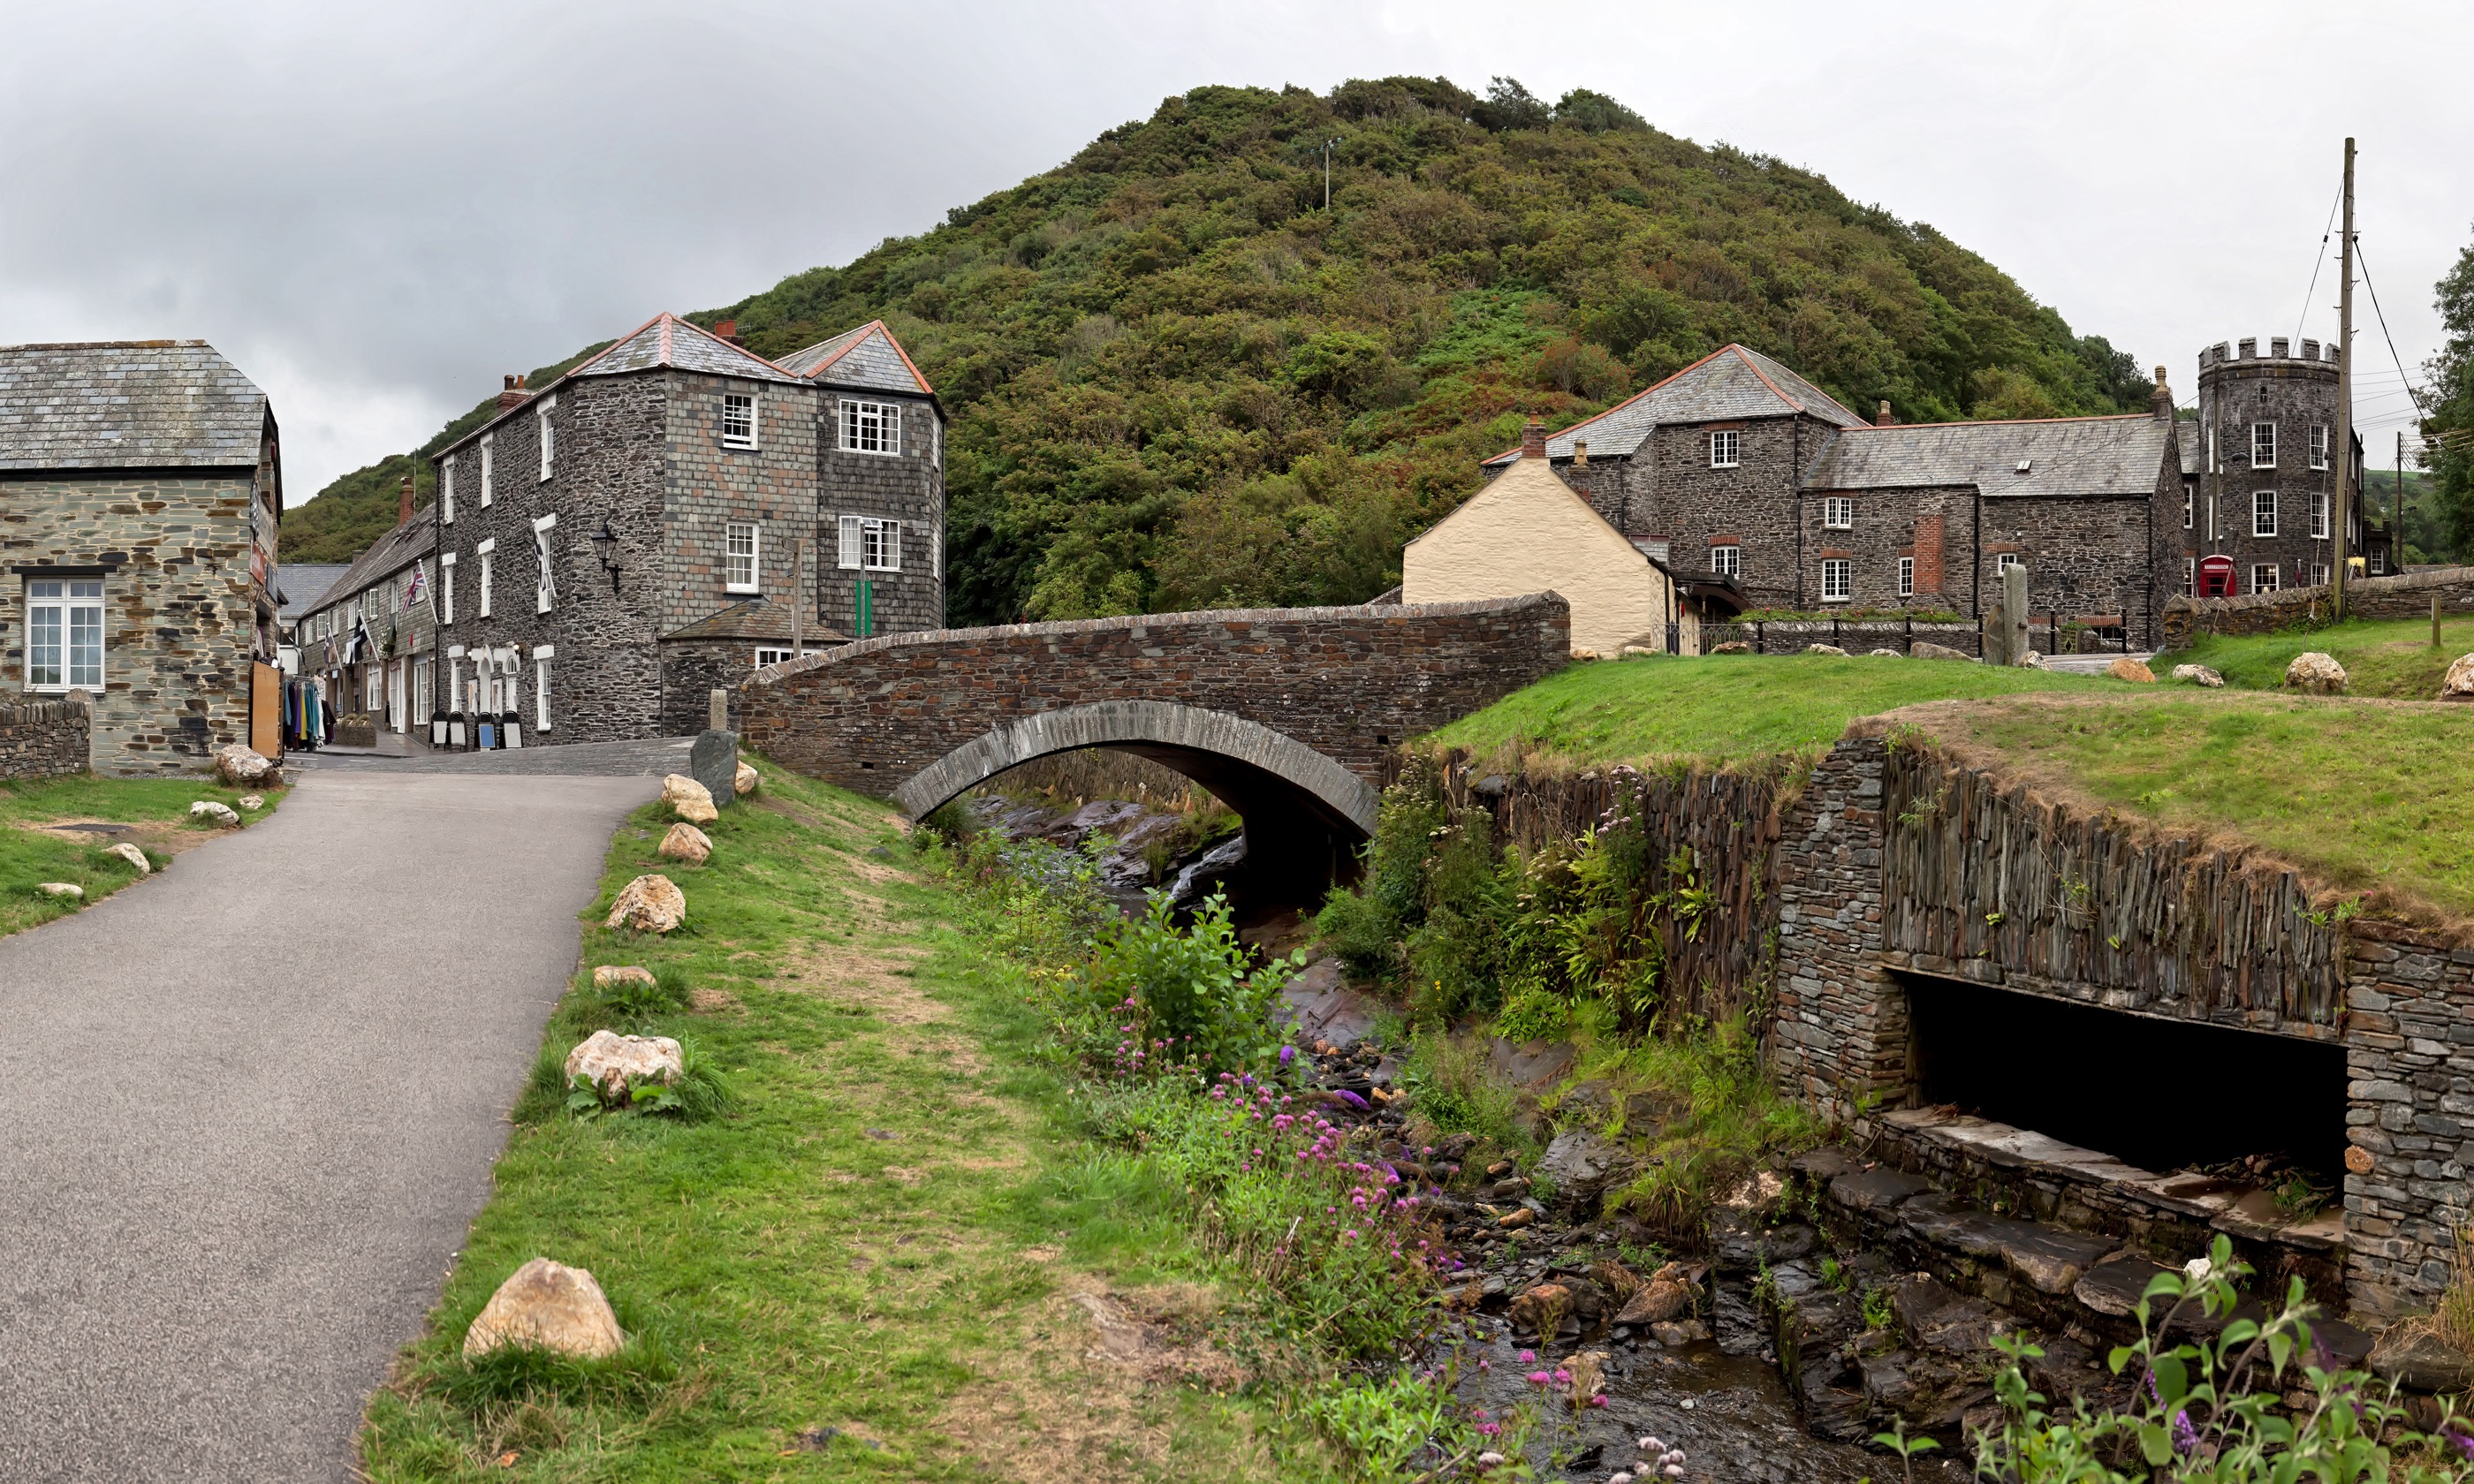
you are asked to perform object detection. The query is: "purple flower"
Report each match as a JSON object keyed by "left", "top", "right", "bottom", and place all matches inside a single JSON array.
[
  {"left": 1279, "top": 1045, "right": 1295, "bottom": 1067},
  {"left": 2173, "top": 1408, "right": 2199, "bottom": 1454}
]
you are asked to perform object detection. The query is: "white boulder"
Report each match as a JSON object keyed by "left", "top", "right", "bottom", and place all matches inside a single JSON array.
[
  {"left": 1804, "top": 643, "right": 1847, "bottom": 656},
  {"left": 2440, "top": 653, "right": 2474, "bottom": 701},
  {"left": 565, "top": 1028, "right": 685, "bottom": 1102},
  {"left": 657, "top": 822, "right": 711, "bottom": 865},
  {"left": 593, "top": 965, "right": 658, "bottom": 991},
  {"left": 604, "top": 874, "right": 686, "bottom": 934},
  {"left": 733, "top": 761, "right": 760, "bottom": 797},
  {"left": 189, "top": 800, "right": 239, "bottom": 825},
  {"left": 2285, "top": 651, "right": 2348, "bottom": 694},
  {"left": 2171, "top": 663, "right": 2226, "bottom": 688},
  {"left": 106, "top": 843, "right": 149, "bottom": 874},
  {"left": 36, "top": 882, "right": 81, "bottom": 899},
  {"left": 462, "top": 1258, "right": 626, "bottom": 1361},
  {"left": 1910, "top": 641, "right": 1977, "bottom": 662},
  {"left": 213, "top": 744, "right": 271, "bottom": 786},
  {"left": 662, "top": 773, "right": 718, "bottom": 824}
]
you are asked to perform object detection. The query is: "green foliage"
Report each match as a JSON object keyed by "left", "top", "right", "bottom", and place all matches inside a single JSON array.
[
  {"left": 2423, "top": 231, "right": 2474, "bottom": 557},
  {"left": 1304, "top": 1363, "right": 1529, "bottom": 1481},
  {"left": 1491, "top": 986, "right": 1568, "bottom": 1044},
  {"left": 1086, "top": 891, "right": 1300, "bottom": 1075},
  {"left": 2159, "top": 612, "right": 2474, "bottom": 699},
  {"left": 1398, "top": 1030, "right": 1531, "bottom": 1152},
  {"left": 1974, "top": 1235, "right": 2474, "bottom": 1481}
]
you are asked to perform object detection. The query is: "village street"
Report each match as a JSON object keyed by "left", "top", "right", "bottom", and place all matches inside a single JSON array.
[{"left": 0, "top": 763, "right": 656, "bottom": 1483}]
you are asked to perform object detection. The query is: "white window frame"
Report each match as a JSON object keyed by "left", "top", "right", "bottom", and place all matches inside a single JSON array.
[
  {"left": 440, "top": 551, "right": 456, "bottom": 625},
  {"left": 2371, "top": 548, "right": 2388, "bottom": 576},
  {"left": 1897, "top": 556, "right": 1915, "bottom": 598},
  {"left": 1823, "top": 496, "right": 1853, "bottom": 530},
  {"left": 2311, "top": 491, "right": 2330, "bottom": 541},
  {"left": 726, "top": 521, "right": 761, "bottom": 594},
  {"left": 1709, "top": 429, "right": 1740, "bottom": 468},
  {"left": 839, "top": 515, "right": 901, "bottom": 572},
  {"left": 1995, "top": 552, "right": 2023, "bottom": 575},
  {"left": 2309, "top": 424, "right": 2330, "bottom": 472},
  {"left": 477, "top": 537, "right": 496, "bottom": 617},
  {"left": 839, "top": 398, "right": 902, "bottom": 456},
  {"left": 2182, "top": 482, "right": 2194, "bottom": 530},
  {"left": 441, "top": 462, "right": 455, "bottom": 525},
  {"left": 1709, "top": 543, "right": 1741, "bottom": 578},
  {"left": 2310, "top": 564, "right": 2331, "bottom": 587},
  {"left": 26, "top": 578, "right": 104, "bottom": 693},
  {"left": 2251, "top": 564, "right": 2280, "bottom": 594},
  {"left": 533, "top": 513, "right": 558, "bottom": 613},
  {"left": 480, "top": 435, "right": 494, "bottom": 506},
  {"left": 930, "top": 418, "right": 942, "bottom": 469},
  {"left": 2253, "top": 490, "right": 2279, "bottom": 537},
  {"left": 533, "top": 644, "right": 554, "bottom": 731},
  {"left": 722, "top": 390, "right": 758, "bottom": 449},
  {"left": 1820, "top": 558, "right": 1852, "bottom": 603},
  {"left": 536, "top": 395, "right": 558, "bottom": 481},
  {"left": 2251, "top": 421, "right": 2275, "bottom": 469},
  {"left": 754, "top": 646, "right": 806, "bottom": 668},
  {"left": 2183, "top": 556, "right": 2196, "bottom": 597}
]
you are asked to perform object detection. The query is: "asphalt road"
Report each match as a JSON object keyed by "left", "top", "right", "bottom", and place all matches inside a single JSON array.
[{"left": 0, "top": 768, "right": 656, "bottom": 1482}]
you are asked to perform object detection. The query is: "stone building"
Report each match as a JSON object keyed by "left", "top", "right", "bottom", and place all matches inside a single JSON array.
[
  {"left": 428, "top": 314, "right": 945, "bottom": 743},
  {"left": 0, "top": 339, "right": 283, "bottom": 772},
  {"left": 2185, "top": 337, "right": 2373, "bottom": 596},
  {"left": 289, "top": 484, "right": 436, "bottom": 738}
]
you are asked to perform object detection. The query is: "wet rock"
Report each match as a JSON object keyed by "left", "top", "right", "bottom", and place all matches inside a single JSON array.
[
  {"left": 1555, "top": 1079, "right": 1613, "bottom": 1126},
  {"left": 1279, "top": 958, "right": 1377, "bottom": 1050},
  {"left": 1828, "top": 1168, "right": 1931, "bottom": 1214},
  {"left": 1615, "top": 1267, "right": 1691, "bottom": 1326},
  {"left": 2106, "top": 656, "right": 2156, "bottom": 683},
  {"left": 1590, "top": 1258, "right": 1643, "bottom": 1306},
  {"left": 1563, "top": 1349, "right": 1610, "bottom": 1407},
  {"left": 2442, "top": 653, "right": 2474, "bottom": 702},
  {"left": 1507, "top": 1282, "right": 1572, "bottom": 1336},
  {"left": 1044, "top": 799, "right": 1144, "bottom": 844},
  {"left": 2371, "top": 1325, "right": 2474, "bottom": 1391},
  {"left": 1536, "top": 1129, "right": 1635, "bottom": 1208},
  {"left": 1488, "top": 1037, "right": 1577, "bottom": 1088},
  {"left": 1863, "top": 1348, "right": 1996, "bottom": 1430},
  {"left": 1470, "top": 773, "right": 1508, "bottom": 799},
  {"left": 1714, "top": 1282, "right": 1766, "bottom": 1357},
  {"left": 2285, "top": 651, "right": 2348, "bottom": 693},
  {"left": 1900, "top": 1193, "right": 2112, "bottom": 1294},
  {"left": 1167, "top": 836, "right": 1247, "bottom": 908},
  {"left": 2072, "top": 1257, "right": 2173, "bottom": 1319},
  {"left": 1711, "top": 1209, "right": 1816, "bottom": 1271},
  {"left": 2172, "top": 662, "right": 2226, "bottom": 688},
  {"left": 1791, "top": 1147, "right": 1863, "bottom": 1183},
  {"left": 1890, "top": 1276, "right": 2014, "bottom": 1356},
  {"left": 1910, "top": 640, "right": 1976, "bottom": 662},
  {"left": 2026, "top": 1338, "right": 2101, "bottom": 1401},
  {"left": 1620, "top": 1090, "right": 1674, "bottom": 1136},
  {"left": 1648, "top": 1318, "right": 1709, "bottom": 1346},
  {"left": 1562, "top": 1276, "right": 1611, "bottom": 1321},
  {"left": 1496, "top": 1208, "right": 1534, "bottom": 1230},
  {"left": 1798, "top": 1355, "right": 1872, "bottom": 1440}
]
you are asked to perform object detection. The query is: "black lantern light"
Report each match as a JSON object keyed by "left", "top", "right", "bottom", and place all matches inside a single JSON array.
[{"left": 589, "top": 516, "right": 622, "bottom": 593}]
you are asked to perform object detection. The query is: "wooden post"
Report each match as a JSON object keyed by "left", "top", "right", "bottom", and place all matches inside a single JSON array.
[
  {"left": 2435, "top": 594, "right": 2443, "bottom": 648},
  {"left": 2334, "top": 137, "right": 2356, "bottom": 620}
]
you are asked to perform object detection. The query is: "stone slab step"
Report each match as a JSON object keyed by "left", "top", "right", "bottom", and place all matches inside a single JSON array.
[{"left": 1901, "top": 1192, "right": 2114, "bottom": 1295}]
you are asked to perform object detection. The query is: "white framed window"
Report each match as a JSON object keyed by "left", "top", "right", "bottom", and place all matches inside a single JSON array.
[
  {"left": 533, "top": 645, "right": 554, "bottom": 731},
  {"left": 1710, "top": 543, "right": 1741, "bottom": 578},
  {"left": 2251, "top": 421, "right": 2275, "bottom": 469},
  {"left": 839, "top": 515, "right": 902, "bottom": 572},
  {"left": 536, "top": 395, "right": 558, "bottom": 481},
  {"left": 2371, "top": 548, "right": 2388, "bottom": 575},
  {"left": 930, "top": 418, "right": 942, "bottom": 469},
  {"left": 2251, "top": 564, "right": 2280, "bottom": 594},
  {"left": 722, "top": 391, "right": 757, "bottom": 449},
  {"left": 2182, "top": 482, "right": 2194, "bottom": 530},
  {"left": 1897, "top": 556, "right": 1915, "bottom": 597},
  {"left": 367, "top": 667, "right": 383, "bottom": 711},
  {"left": 1823, "top": 496, "right": 1853, "bottom": 530},
  {"left": 1995, "top": 552, "right": 2022, "bottom": 575},
  {"left": 533, "top": 513, "right": 558, "bottom": 613},
  {"left": 2253, "top": 490, "right": 2278, "bottom": 537},
  {"left": 480, "top": 435, "right": 494, "bottom": 506},
  {"left": 726, "top": 521, "right": 760, "bottom": 593},
  {"left": 440, "top": 552, "right": 456, "bottom": 625},
  {"left": 26, "top": 579, "right": 103, "bottom": 692},
  {"left": 442, "top": 463, "right": 455, "bottom": 525},
  {"left": 1709, "top": 429, "right": 1740, "bottom": 468},
  {"left": 2311, "top": 492, "right": 2329, "bottom": 540},
  {"left": 839, "top": 398, "right": 901, "bottom": 455},
  {"left": 477, "top": 537, "right": 495, "bottom": 617},
  {"left": 2310, "top": 564, "right": 2331, "bottom": 587},
  {"left": 754, "top": 646, "right": 806, "bottom": 668},
  {"left": 1820, "top": 558, "right": 1851, "bottom": 602},
  {"left": 2309, "top": 425, "right": 2330, "bottom": 471},
  {"left": 2183, "top": 556, "right": 2196, "bottom": 597},
  {"left": 931, "top": 526, "right": 942, "bottom": 581}
]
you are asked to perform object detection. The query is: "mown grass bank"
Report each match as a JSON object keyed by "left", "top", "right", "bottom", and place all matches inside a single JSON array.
[
  {"left": 359, "top": 762, "right": 1419, "bottom": 1482},
  {"left": 0, "top": 773, "right": 277, "bottom": 936},
  {"left": 2160, "top": 613, "right": 2474, "bottom": 698}
]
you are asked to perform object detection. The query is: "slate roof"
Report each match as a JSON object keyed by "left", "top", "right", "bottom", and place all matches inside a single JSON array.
[
  {"left": 570, "top": 313, "right": 802, "bottom": 385},
  {"left": 661, "top": 595, "right": 846, "bottom": 644},
  {"left": 1802, "top": 415, "right": 2175, "bottom": 499},
  {"left": 1482, "top": 344, "right": 1868, "bottom": 466},
  {"left": 0, "top": 340, "right": 270, "bottom": 473},
  {"left": 778, "top": 320, "right": 934, "bottom": 395},
  {"left": 300, "top": 511, "right": 436, "bottom": 617},
  {"left": 275, "top": 563, "right": 352, "bottom": 621}
]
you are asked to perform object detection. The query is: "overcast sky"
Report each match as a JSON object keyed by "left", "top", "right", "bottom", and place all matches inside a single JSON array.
[{"left": 2, "top": 0, "right": 2461, "bottom": 501}]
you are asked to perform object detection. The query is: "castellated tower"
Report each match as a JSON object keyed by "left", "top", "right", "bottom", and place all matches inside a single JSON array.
[{"left": 2189, "top": 336, "right": 2358, "bottom": 597}]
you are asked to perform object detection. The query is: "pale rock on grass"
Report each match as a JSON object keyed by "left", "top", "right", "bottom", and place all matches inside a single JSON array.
[
  {"left": 2106, "top": 656, "right": 2156, "bottom": 683},
  {"left": 593, "top": 965, "right": 657, "bottom": 990},
  {"left": 36, "top": 882, "right": 81, "bottom": 899},
  {"left": 658, "top": 822, "right": 712, "bottom": 865},
  {"left": 2440, "top": 653, "right": 2474, "bottom": 701},
  {"left": 2285, "top": 651, "right": 2349, "bottom": 694},
  {"left": 107, "top": 842, "right": 149, "bottom": 874},
  {"left": 564, "top": 1028, "right": 684, "bottom": 1102},
  {"left": 2171, "top": 663, "right": 2226, "bottom": 688},
  {"left": 188, "top": 801, "right": 239, "bottom": 825},
  {"left": 734, "top": 761, "right": 760, "bottom": 797},
  {"left": 605, "top": 874, "right": 687, "bottom": 933},
  {"left": 663, "top": 774, "right": 718, "bottom": 824},
  {"left": 462, "top": 1258, "right": 626, "bottom": 1361}
]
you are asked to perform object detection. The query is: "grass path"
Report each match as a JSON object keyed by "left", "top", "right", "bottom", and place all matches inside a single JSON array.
[
  {"left": 0, "top": 773, "right": 277, "bottom": 936},
  {"left": 358, "top": 762, "right": 1281, "bottom": 1482}
]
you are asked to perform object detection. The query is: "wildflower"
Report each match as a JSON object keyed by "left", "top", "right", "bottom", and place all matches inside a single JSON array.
[
  {"left": 2173, "top": 1409, "right": 2199, "bottom": 1454},
  {"left": 1520, "top": 1351, "right": 1536, "bottom": 1363},
  {"left": 2183, "top": 1255, "right": 2213, "bottom": 1285},
  {"left": 1526, "top": 1371, "right": 1551, "bottom": 1386},
  {"left": 1279, "top": 1045, "right": 1295, "bottom": 1067}
]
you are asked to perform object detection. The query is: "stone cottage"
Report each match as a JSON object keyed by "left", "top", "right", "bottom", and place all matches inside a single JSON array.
[
  {"left": 0, "top": 339, "right": 283, "bottom": 772},
  {"left": 290, "top": 481, "right": 436, "bottom": 738},
  {"left": 428, "top": 314, "right": 944, "bottom": 743}
]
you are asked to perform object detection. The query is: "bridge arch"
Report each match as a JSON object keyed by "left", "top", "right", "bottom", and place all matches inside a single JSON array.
[{"left": 893, "top": 700, "right": 1380, "bottom": 885}]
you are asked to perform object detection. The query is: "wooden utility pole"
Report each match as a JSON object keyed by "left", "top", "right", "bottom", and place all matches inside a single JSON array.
[
  {"left": 2396, "top": 430, "right": 2407, "bottom": 571},
  {"left": 2334, "top": 137, "right": 2356, "bottom": 617}
]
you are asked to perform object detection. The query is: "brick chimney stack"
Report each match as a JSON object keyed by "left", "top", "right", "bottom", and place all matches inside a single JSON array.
[
  {"left": 1877, "top": 399, "right": 1896, "bottom": 427},
  {"left": 497, "top": 373, "right": 533, "bottom": 412},
  {"left": 716, "top": 319, "right": 745, "bottom": 346},
  {"left": 2151, "top": 365, "right": 2174, "bottom": 420},
  {"left": 1521, "top": 419, "right": 1546, "bottom": 458},
  {"left": 398, "top": 474, "right": 414, "bottom": 527}
]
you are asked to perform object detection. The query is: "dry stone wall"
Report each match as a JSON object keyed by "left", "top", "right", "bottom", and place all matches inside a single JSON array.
[
  {"left": 0, "top": 696, "right": 88, "bottom": 777},
  {"left": 2161, "top": 565, "right": 2474, "bottom": 648}
]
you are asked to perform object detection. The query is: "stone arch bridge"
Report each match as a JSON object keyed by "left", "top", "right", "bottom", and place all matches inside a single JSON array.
[{"left": 737, "top": 594, "right": 1570, "bottom": 882}]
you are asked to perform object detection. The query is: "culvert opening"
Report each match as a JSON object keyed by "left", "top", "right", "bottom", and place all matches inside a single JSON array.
[{"left": 1903, "top": 973, "right": 2348, "bottom": 1178}]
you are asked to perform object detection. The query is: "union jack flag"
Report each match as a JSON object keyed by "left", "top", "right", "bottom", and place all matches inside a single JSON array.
[{"left": 405, "top": 562, "right": 427, "bottom": 605}]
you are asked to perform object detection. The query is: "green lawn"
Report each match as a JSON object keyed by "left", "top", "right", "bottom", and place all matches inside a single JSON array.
[
  {"left": 0, "top": 773, "right": 276, "bottom": 936},
  {"left": 2159, "top": 614, "right": 2474, "bottom": 699},
  {"left": 1425, "top": 651, "right": 2106, "bottom": 768},
  {"left": 359, "top": 762, "right": 1277, "bottom": 1483}
]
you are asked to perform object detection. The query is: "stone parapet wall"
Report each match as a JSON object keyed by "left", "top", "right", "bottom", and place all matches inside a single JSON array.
[
  {"left": 1770, "top": 735, "right": 1902, "bottom": 1123},
  {"left": 2161, "top": 565, "right": 2474, "bottom": 648},
  {"left": 2339, "top": 920, "right": 2474, "bottom": 1317},
  {"left": 1703, "top": 618, "right": 1984, "bottom": 657},
  {"left": 0, "top": 696, "right": 89, "bottom": 778}
]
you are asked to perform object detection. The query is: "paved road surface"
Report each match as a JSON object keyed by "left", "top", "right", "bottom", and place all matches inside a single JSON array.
[{"left": 0, "top": 768, "right": 655, "bottom": 1482}]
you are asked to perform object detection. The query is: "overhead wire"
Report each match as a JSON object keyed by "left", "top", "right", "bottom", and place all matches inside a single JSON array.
[
  {"left": 2292, "top": 178, "right": 2345, "bottom": 348},
  {"left": 2352, "top": 240, "right": 2430, "bottom": 422}
]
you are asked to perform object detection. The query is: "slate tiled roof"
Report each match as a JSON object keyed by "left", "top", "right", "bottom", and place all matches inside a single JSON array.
[
  {"left": 275, "top": 563, "right": 353, "bottom": 621},
  {"left": 1483, "top": 344, "right": 1868, "bottom": 466},
  {"left": 0, "top": 340, "right": 269, "bottom": 472},
  {"left": 2178, "top": 421, "right": 2205, "bottom": 476},
  {"left": 1802, "top": 415, "right": 2174, "bottom": 499},
  {"left": 778, "top": 321, "right": 934, "bottom": 395},
  {"left": 662, "top": 595, "right": 847, "bottom": 644},
  {"left": 300, "top": 511, "right": 436, "bottom": 618},
  {"left": 570, "top": 313, "right": 802, "bottom": 385}
]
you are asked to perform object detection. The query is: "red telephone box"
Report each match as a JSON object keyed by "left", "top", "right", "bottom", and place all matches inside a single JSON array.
[{"left": 2198, "top": 555, "right": 2235, "bottom": 598}]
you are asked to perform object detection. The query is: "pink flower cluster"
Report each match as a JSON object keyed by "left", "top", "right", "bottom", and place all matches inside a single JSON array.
[{"left": 1204, "top": 1071, "right": 1453, "bottom": 1279}]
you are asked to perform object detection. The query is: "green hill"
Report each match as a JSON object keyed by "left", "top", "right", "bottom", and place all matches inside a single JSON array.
[{"left": 296, "top": 77, "right": 2152, "bottom": 617}]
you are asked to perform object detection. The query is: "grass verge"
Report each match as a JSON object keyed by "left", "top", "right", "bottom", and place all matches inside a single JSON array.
[
  {"left": 358, "top": 761, "right": 1287, "bottom": 1482},
  {"left": 0, "top": 773, "right": 277, "bottom": 936},
  {"left": 2159, "top": 613, "right": 2474, "bottom": 698}
]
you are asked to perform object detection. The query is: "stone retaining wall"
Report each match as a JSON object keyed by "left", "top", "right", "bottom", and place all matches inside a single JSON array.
[
  {"left": 2161, "top": 565, "right": 2474, "bottom": 648},
  {"left": 1702, "top": 619, "right": 1985, "bottom": 657},
  {"left": 0, "top": 695, "right": 90, "bottom": 778}
]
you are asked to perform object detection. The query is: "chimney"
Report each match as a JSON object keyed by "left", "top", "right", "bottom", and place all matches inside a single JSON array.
[
  {"left": 398, "top": 474, "right": 414, "bottom": 527},
  {"left": 497, "top": 373, "right": 534, "bottom": 413},
  {"left": 1572, "top": 439, "right": 1589, "bottom": 468},
  {"left": 1521, "top": 419, "right": 1547, "bottom": 458},
  {"left": 2151, "top": 365, "right": 2174, "bottom": 420},
  {"left": 715, "top": 319, "right": 745, "bottom": 346},
  {"left": 1877, "top": 398, "right": 1896, "bottom": 427}
]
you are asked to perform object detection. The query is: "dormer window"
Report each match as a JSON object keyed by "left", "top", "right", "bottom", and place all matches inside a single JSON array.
[
  {"left": 2015, "top": 458, "right": 2032, "bottom": 474},
  {"left": 1709, "top": 429, "right": 1740, "bottom": 468}
]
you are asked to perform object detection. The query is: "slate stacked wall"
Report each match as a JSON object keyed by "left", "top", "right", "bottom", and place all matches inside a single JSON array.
[
  {"left": 0, "top": 474, "right": 258, "bottom": 773},
  {"left": 0, "top": 696, "right": 88, "bottom": 777},
  {"left": 2161, "top": 564, "right": 2474, "bottom": 647},
  {"left": 816, "top": 389, "right": 945, "bottom": 640},
  {"left": 1618, "top": 413, "right": 1822, "bottom": 610},
  {"left": 2193, "top": 342, "right": 2347, "bottom": 594}
]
